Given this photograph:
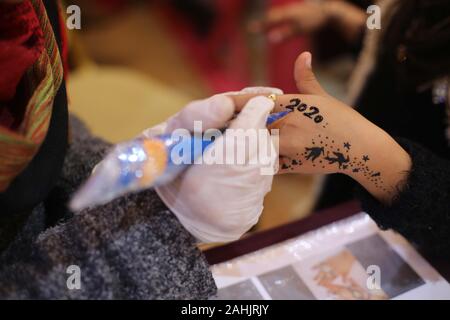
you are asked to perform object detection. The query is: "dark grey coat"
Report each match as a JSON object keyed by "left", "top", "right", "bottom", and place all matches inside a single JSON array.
[{"left": 0, "top": 116, "right": 216, "bottom": 299}]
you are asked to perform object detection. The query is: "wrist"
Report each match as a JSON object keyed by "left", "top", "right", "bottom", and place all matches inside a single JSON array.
[{"left": 347, "top": 124, "right": 412, "bottom": 203}]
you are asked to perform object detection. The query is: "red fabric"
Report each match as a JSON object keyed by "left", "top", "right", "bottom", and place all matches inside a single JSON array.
[
  {"left": 158, "top": 0, "right": 309, "bottom": 94},
  {"left": 159, "top": 0, "right": 251, "bottom": 93},
  {"left": 93, "top": 0, "right": 308, "bottom": 93},
  {"left": 0, "top": 0, "right": 44, "bottom": 103}
]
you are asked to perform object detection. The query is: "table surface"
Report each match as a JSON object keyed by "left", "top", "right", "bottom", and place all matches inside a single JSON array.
[{"left": 204, "top": 201, "right": 450, "bottom": 283}]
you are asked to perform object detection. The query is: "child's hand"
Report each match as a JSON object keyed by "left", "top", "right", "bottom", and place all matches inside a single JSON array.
[
  {"left": 250, "top": 1, "right": 367, "bottom": 44},
  {"left": 250, "top": 1, "right": 329, "bottom": 43},
  {"left": 231, "top": 52, "right": 374, "bottom": 176},
  {"left": 231, "top": 52, "right": 412, "bottom": 204}
]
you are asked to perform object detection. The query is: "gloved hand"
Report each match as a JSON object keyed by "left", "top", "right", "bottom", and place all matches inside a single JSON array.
[{"left": 141, "top": 87, "right": 282, "bottom": 243}]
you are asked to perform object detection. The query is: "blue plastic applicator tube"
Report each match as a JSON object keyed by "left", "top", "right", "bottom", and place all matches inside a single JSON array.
[{"left": 70, "top": 110, "right": 291, "bottom": 211}]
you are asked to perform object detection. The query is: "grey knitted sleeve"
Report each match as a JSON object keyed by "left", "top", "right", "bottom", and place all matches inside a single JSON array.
[{"left": 0, "top": 116, "right": 216, "bottom": 299}]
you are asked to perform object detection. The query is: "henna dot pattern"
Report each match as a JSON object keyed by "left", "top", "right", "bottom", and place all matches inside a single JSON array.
[{"left": 344, "top": 142, "right": 351, "bottom": 150}]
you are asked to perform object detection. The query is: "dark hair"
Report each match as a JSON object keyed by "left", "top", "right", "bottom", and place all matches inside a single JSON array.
[{"left": 384, "top": 0, "right": 450, "bottom": 87}]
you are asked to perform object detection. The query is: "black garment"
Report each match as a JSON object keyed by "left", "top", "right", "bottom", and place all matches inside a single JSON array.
[
  {"left": 0, "top": 116, "right": 216, "bottom": 299},
  {"left": 357, "top": 138, "right": 450, "bottom": 256}
]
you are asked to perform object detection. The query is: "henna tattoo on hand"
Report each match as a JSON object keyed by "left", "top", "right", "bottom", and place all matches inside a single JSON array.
[
  {"left": 324, "top": 152, "right": 350, "bottom": 169},
  {"left": 343, "top": 142, "right": 351, "bottom": 150},
  {"left": 289, "top": 135, "right": 387, "bottom": 191},
  {"left": 277, "top": 106, "right": 386, "bottom": 191},
  {"left": 305, "top": 147, "right": 325, "bottom": 162},
  {"left": 284, "top": 98, "right": 325, "bottom": 124},
  {"left": 281, "top": 158, "right": 303, "bottom": 171}
]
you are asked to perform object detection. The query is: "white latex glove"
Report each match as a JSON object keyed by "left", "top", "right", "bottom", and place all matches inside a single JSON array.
[
  {"left": 141, "top": 87, "right": 283, "bottom": 136},
  {"left": 142, "top": 87, "right": 282, "bottom": 243}
]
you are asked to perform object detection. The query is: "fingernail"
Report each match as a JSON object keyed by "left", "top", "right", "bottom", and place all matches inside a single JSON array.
[
  {"left": 241, "top": 87, "right": 283, "bottom": 95},
  {"left": 305, "top": 52, "right": 312, "bottom": 69}
]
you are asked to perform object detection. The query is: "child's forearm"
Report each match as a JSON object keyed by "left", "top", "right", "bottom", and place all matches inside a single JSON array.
[{"left": 345, "top": 119, "right": 412, "bottom": 204}]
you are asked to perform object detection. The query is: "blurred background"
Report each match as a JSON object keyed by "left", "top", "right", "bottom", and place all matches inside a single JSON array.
[{"left": 66, "top": 0, "right": 365, "bottom": 232}]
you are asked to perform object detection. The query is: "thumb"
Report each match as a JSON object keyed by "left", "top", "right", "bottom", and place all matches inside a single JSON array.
[{"left": 294, "top": 52, "right": 328, "bottom": 96}]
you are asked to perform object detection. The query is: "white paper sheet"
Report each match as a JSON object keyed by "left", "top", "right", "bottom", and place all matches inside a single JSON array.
[{"left": 211, "top": 213, "right": 450, "bottom": 300}]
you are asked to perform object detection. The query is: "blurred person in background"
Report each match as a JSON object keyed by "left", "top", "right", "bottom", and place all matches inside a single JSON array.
[{"left": 252, "top": 0, "right": 450, "bottom": 255}]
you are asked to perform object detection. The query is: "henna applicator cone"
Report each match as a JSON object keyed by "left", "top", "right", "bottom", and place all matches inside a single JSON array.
[{"left": 69, "top": 110, "right": 292, "bottom": 211}]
